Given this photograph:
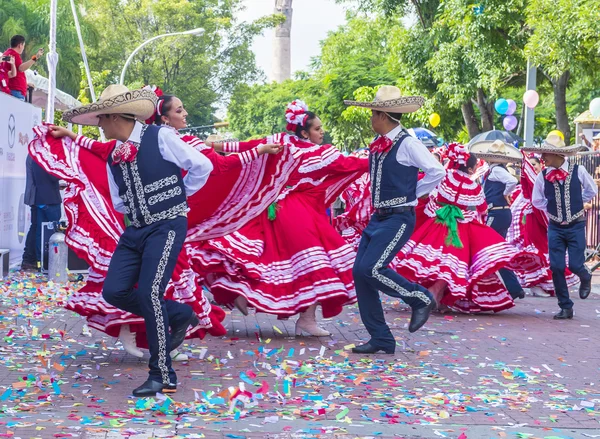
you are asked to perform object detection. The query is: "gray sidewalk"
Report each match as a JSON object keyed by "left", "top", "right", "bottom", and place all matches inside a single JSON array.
[{"left": 0, "top": 271, "right": 599, "bottom": 438}]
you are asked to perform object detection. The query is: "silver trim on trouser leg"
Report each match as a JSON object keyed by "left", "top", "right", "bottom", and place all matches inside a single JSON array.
[
  {"left": 371, "top": 223, "right": 431, "bottom": 305},
  {"left": 152, "top": 230, "right": 176, "bottom": 384}
]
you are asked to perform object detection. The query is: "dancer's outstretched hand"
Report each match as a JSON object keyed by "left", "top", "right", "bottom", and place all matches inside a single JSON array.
[
  {"left": 49, "top": 125, "right": 77, "bottom": 140},
  {"left": 258, "top": 143, "right": 283, "bottom": 155},
  {"left": 207, "top": 141, "right": 223, "bottom": 151}
]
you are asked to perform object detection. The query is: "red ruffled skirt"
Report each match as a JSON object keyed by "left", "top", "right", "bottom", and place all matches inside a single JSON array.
[
  {"left": 395, "top": 218, "right": 543, "bottom": 313},
  {"left": 188, "top": 192, "right": 356, "bottom": 318},
  {"left": 29, "top": 126, "right": 226, "bottom": 346},
  {"left": 507, "top": 194, "right": 577, "bottom": 294}
]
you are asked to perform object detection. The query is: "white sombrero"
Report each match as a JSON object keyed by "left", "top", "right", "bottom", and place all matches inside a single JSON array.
[
  {"left": 469, "top": 139, "right": 521, "bottom": 164},
  {"left": 344, "top": 85, "right": 425, "bottom": 114},
  {"left": 521, "top": 134, "right": 586, "bottom": 156},
  {"left": 63, "top": 84, "right": 158, "bottom": 126}
]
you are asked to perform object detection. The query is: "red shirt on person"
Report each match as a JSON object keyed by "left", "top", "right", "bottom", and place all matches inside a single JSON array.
[
  {"left": 2, "top": 48, "right": 26, "bottom": 95},
  {"left": 0, "top": 64, "right": 10, "bottom": 94}
]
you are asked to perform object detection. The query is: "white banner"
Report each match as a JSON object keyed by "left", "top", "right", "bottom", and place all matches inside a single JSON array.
[{"left": 0, "top": 93, "right": 42, "bottom": 266}]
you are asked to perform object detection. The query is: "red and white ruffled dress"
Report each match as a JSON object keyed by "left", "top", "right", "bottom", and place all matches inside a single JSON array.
[
  {"left": 28, "top": 126, "right": 290, "bottom": 346},
  {"left": 506, "top": 155, "right": 577, "bottom": 294},
  {"left": 186, "top": 134, "right": 368, "bottom": 318},
  {"left": 394, "top": 169, "right": 542, "bottom": 313}
]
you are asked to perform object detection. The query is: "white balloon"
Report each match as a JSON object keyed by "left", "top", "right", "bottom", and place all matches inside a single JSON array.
[{"left": 590, "top": 98, "right": 600, "bottom": 118}]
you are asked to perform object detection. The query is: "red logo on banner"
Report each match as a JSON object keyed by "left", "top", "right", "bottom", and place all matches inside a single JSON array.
[{"left": 18, "top": 132, "right": 29, "bottom": 146}]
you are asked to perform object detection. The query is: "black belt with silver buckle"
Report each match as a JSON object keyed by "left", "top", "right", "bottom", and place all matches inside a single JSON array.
[
  {"left": 375, "top": 206, "right": 415, "bottom": 215},
  {"left": 550, "top": 216, "right": 585, "bottom": 227}
]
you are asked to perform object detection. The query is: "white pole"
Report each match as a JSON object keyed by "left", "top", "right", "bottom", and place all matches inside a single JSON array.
[
  {"left": 523, "top": 59, "right": 537, "bottom": 147},
  {"left": 69, "top": 0, "right": 105, "bottom": 141},
  {"left": 69, "top": 0, "right": 96, "bottom": 102},
  {"left": 45, "top": 0, "right": 58, "bottom": 123},
  {"left": 119, "top": 28, "right": 204, "bottom": 85}
]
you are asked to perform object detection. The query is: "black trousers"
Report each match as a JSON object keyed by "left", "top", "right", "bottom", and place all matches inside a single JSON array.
[
  {"left": 22, "top": 207, "right": 37, "bottom": 265},
  {"left": 353, "top": 211, "right": 433, "bottom": 350},
  {"left": 103, "top": 217, "right": 191, "bottom": 385},
  {"left": 548, "top": 221, "right": 590, "bottom": 310},
  {"left": 487, "top": 209, "right": 523, "bottom": 294}
]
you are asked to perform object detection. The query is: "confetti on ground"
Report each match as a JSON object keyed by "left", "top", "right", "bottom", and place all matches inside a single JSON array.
[{"left": 0, "top": 270, "right": 599, "bottom": 437}]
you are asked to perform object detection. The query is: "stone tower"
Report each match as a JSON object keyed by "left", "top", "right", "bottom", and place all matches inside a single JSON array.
[{"left": 272, "top": 0, "right": 292, "bottom": 82}]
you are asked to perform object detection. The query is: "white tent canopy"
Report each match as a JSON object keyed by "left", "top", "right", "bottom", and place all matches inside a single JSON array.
[{"left": 25, "top": 70, "right": 80, "bottom": 112}]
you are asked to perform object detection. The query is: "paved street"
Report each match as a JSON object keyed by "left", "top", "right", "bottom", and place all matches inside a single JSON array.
[{"left": 0, "top": 271, "right": 599, "bottom": 439}]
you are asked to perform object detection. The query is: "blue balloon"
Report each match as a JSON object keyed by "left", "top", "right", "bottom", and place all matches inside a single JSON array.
[{"left": 495, "top": 98, "right": 509, "bottom": 115}]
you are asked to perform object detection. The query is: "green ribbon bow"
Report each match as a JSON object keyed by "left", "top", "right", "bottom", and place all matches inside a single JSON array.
[
  {"left": 435, "top": 203, "right": 465, "bottom": 249},
  {"left": 267, "top": 202, "right": 279, "bottom": 221},
  {"left": 267, "top": 186, "right": 293, "bottom": 221}
]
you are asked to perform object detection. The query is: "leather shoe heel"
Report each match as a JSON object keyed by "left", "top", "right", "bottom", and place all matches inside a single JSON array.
[
  {"left": 170, "top": 314, "right": 199, "bottom": 352},
  {"left": 510, "top": 290, "right": 526, "bottom": 300},
  {"left": 579, "top": 278, "right": 592, "bottom": 300},
  {"left": 553, "top": 308, "right": 574, "bottom": 320},
  {"left": 351, "top": 342, "right": 394, "bottom": 355},
  {"left": 409, "top": 298, "right": 436, "bottom": 333},
  {"left": 132, "top": 379, "right": 177, "bottom": 397}
]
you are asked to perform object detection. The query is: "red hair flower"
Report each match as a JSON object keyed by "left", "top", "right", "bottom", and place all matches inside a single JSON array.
[
  {"left": 446, "top": 142, "right": 470, "bottom": 169},
  {"left": 143, "top": 85, "right": 164, "bottom": 124},
  {"left": 285, "top": 99, "right": 309, "bottom": 132}
]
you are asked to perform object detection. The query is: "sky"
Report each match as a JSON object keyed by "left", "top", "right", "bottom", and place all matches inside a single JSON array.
[{"left": 238, "top": 0, "right": 349, "bottom": 80}]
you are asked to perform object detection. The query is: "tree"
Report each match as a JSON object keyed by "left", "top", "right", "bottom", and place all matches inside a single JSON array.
[
  {"left": 310, "top": 15, "right": 396, "bottom": 148},
  {"left": 0, "top": 0, "right": 99, "bottom": 96},
  {"left": 525, "top": 0, "right": 600, "bottom": 142},
  {"left": 77, "top": 0, "right": 281, "bottom": 128}
]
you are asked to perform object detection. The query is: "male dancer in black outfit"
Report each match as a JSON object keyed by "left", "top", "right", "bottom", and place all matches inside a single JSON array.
[{"left": 60, "top": 85, "right": 214, "bottom": 396}]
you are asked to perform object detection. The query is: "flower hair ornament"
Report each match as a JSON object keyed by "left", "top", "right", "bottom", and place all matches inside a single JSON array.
[
  {"left": 143, "top": 85, "right": 164, "bottom": 124},
  {"left": 285, "top": 99, "right": 309, "bottom": 132},
  {"left": 446, "top": 142, "right": 470, "bottom": 169},
  {"left": 432, "top": 146, "right": 447, "bottom": 162}
]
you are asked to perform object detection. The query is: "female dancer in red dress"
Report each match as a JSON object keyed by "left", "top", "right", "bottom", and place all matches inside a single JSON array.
[
  {"left": 394, "top": 143, "right": 542, "bottom": 313},
  {"left": 30, "top": 92, "right": 282, "bottom": 359},
  {"left": 190, "top": 100, "right": 368, "bottom": 336}
]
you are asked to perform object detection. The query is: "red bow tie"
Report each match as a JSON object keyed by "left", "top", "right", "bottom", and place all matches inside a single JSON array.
[
  {"left": 112, "top": 141, "right": 139, "bottom": 165},
  {"left": 369, "top": 136, "right": 393, "bottom": 154},
  {"left": 545, "top": 168, "right": 569, "bottom": 183}
]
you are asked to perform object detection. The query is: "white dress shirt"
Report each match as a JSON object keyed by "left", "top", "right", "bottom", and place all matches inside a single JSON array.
[
  {"left": 531, "top": 158, "right": 598, "bottom": 212},
  {"left": 107, "top": 122, "right": 213, "bottom": 213},
  {"left": 486, "top": 164, "right": 518, "bottom": 196},
  {"left": 384, "top": 125, "right": 445, "bottom": 206}
]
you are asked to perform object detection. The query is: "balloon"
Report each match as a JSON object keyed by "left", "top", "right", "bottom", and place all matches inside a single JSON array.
[
  {"left": 548, "top": 129, "right": 564, "bottom": 141},
  {"left": 429, "top": 113, "right": 441, "bottom": 128},
  {"left": 523, "top": 90, "right": 539, "bottom": 109},
  {"left": 590, "top": 98, "right": 600, "bottom": 117},
  {"left": 495, "top": 98, "right": 509, "bottom": 115},
  {"left": 505, "top": 99, "right": 517, "bottom": 116},
  {"left": 503, "top": 115, "right": 518, "bottom": 131}
]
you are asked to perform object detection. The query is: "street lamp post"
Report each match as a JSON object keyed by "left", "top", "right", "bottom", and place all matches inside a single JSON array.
[{"left": 119, "top": 28, "right": 204, "bottom": 85}]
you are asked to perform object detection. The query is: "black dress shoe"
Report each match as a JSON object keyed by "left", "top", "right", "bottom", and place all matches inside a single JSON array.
[
  {"left": 408, "top": 298, "right": 437, "bottom": 333},
  {"left": 510, "top": 290, "right": 526, "bottom": 300},
  {"left": 170, "top": 314, "right": 199, "bottom": 351},
  {"left": 20, "top": 261, "right": 38, "bottom": 272},
  {"left": 351, "top": 342, "right": 395, "bottom": 355},
  {"left": 553, "top": 308, "right": 574, "bottom": 320},
  {"left": 132, "top": 379, "right": 176, "bottom": 397},
  {"left": 579, "top": 278, "right": 592, "bottom": 299}
]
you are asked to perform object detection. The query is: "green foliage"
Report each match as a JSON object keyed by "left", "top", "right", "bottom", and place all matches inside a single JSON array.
[
  {"left": 1, "top": 0, "right": 277, "bottom": 128},
  {"left": 0, "top": 0, "right": 99, "bottom": 95},
  {"left": 525, "top": 0, "right": 599, "bottom": 81}
]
